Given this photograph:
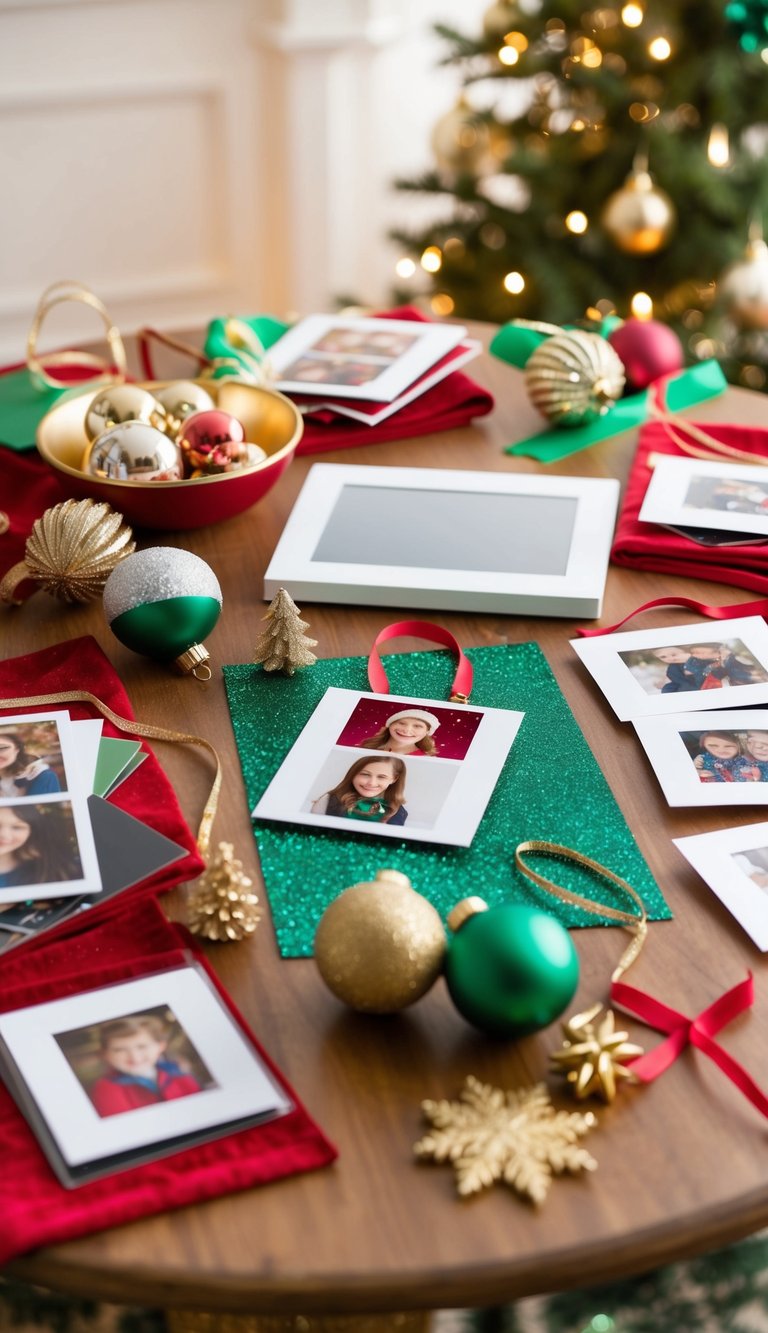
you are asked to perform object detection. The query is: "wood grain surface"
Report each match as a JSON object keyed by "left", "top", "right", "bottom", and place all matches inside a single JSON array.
[{"left": 4, "top": 327, "right": 768, "bottom": 1316}]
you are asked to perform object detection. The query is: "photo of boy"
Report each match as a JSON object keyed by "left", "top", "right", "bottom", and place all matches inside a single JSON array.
[{"left": 56, "top": 1008, "right": 216, "bottom": 1119}]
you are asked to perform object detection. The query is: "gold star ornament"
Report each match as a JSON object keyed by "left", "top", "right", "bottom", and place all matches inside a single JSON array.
[
  {"left": 550, "top": 1003, "right": 644, "bottom": 1103},
  {"left": 414, "top": 1075, "right": 597, "bottom": 1206}
]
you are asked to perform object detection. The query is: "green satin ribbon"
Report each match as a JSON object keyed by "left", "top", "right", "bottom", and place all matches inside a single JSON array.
[
  {"left": 489, "top": 317, "right": 727, "bottom": 464},
  {"left": 204, "top": 315, "right": 289, "bottom": 380}
]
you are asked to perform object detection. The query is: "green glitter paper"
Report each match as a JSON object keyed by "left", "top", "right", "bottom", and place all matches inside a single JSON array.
[{"left": 224, "top": 643, "right": 670, "bottom": 957}]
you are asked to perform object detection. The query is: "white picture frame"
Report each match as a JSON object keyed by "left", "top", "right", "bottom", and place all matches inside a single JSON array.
[
  {"left": 268, "top": 315, "right": 467, "bottom": 402},
  {"left": 263, "top": 464, "right": 620, "bottom": 618},
  {"left": 633, "top": 709, "right": 768, "bottom": 806},
  {"left": 570, "top": 617, "right": 768, "bottom": 720},
  {"left": 253, "top": 687, "right": 524, "bottom": 848},
  {"left": 0, "top": 964, "right": 292, "bottom": 1186},
  {"left": 673, "top": 821, "right": 768, "bottom": 951},
  {"left": 638, "top": 455, "right": 768, "bottom": 538}
]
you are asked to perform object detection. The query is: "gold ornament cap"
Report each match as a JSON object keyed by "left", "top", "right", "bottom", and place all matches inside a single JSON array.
[
  {"left": 174, "top": 643, "right": 212, "bottom": 681},
  {"left": 373, "top": 867, "right": 412, "bottom": 890},
  {"left": 447, "top": 896, "right": 489, "bottom": 933}
]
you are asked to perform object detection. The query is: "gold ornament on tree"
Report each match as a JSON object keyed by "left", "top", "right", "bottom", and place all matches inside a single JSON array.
[
  {"left": 601, "top": 154, "right": 676, "bottom": 255},
  {"left": 186, "top": 842, "right": 261, "bottom": 942},
  {"left": 253, "top": 587, "right": 318, "bottom": 675},
  {"left": 415, "top": 1075, "right": 598, "bottom": 1206},
  {"left": 483, "top": 0, "right": 519, "bottom": 39},
  {"left": 314, "top": 868, "right": 446, "bottom": 1013},
  {"left": 431, "top": 96, "right": 495, "bottom": 178},
  {"left": 0, "top": 497, "right": 135, "bottom": 606},
  {"left": 550, "top": 1003, "right": 644, "bottom": 1103},
  {"left": 521, "top": 323, "right": 626, "bottom": 426},
  {"left": 720, "top": 224, "right": 768, "bottom": 332}
]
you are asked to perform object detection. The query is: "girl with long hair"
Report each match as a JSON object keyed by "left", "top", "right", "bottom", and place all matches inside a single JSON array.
[
  {"left": 361, "top": 709, "right": 439, "bottom": 757},
  {"left": 0, "top": 729, "right": 61, "bottom": 797},
  {"left": 0, "top": 803, "right": 82, "bottom": 888},
  {"left": 311, "top": 755, "right": 408, "bottom": 825}
]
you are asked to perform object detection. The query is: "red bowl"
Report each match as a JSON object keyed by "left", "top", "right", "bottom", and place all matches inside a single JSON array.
[{"left": 36, "top": 379, "right": 303, "bottom": 530}]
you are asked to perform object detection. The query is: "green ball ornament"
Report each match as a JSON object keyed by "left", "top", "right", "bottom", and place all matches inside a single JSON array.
[
  {"left": 444, "top": 897, "right": 579, "bottom": 1039},
  {"left": 102, "top": 547, "right": 222, "bottom": 679}
]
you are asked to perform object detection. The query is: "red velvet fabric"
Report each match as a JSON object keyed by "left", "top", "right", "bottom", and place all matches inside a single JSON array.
[
  {"left": 0, "top": 635, "right": 205, "bottom": 941},
  {"left": 0, "top": 447, "right": 66, "bottom": 595},
  {"left": 0, "top": 897, "right": 337, "bottom": 1264},
  {"left": 612, "top": 420, "right": 768, "bottom": 594},
  {"left": 296, "top": 307, "right": 494, "bottom": 455}
]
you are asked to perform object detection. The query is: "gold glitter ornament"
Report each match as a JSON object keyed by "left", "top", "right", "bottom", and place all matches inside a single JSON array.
[
  {"left": 415, "top": 1075, "right": 597, "bottom": 1205},
  {"left": 525, "top": 328, "right": 626, "bottom": 426},
  {"left": 253, "top": 587, "right": 318, "bottom": 675},
  {"left": 187, "top": 842, "right": 261, "bottom": 942},
  {"left": 314, "top": 868, "right": 446, "bottom": 1013},
  {"left": 551, "top": 1003, "right": 644, "bottom": 1103},
  {"left": 0, "top": 498, "right": 135, "bottom": 606}
]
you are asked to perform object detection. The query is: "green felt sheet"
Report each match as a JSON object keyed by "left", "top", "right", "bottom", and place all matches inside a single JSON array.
[{"left": 224, "top": 643, "right": 670, "bottom": 958}]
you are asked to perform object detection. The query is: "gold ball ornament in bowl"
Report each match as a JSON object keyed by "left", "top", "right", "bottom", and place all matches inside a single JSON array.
[
  {"left": 84, "top": 420, "right": 184, "bottom": 482},
  {"left": 525, "top": 329, "right": 626, "bottom": 426},
  {"left": 84, "top": 384, "right": 166, "bottom": 442},
  {"left": 152, "top": 380, "right": 215, "bottom": 436},
  {"left": 601, "top": 166, "right": 676, "bottom": 255},
  {"left": 314, "top": 868, "right": 447, "bottom": 1014}
]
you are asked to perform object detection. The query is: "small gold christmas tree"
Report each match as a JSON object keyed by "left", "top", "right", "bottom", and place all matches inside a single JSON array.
[
  {"left": 187, "top": 842, "right": 261, "bottom": 942},
  {"left": 253, "top": 587, "right": 318, "bottom": 675}
]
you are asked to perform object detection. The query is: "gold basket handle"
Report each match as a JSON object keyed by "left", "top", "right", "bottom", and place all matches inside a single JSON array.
[{"left": 26, "top": 280, "right": 127, "bottom": 390}]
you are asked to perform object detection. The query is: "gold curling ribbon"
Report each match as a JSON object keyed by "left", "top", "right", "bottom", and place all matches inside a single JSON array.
[
  {"left": 26, "top": 280, "right": 127, "bottom": 391},
  {"left": 515, "top": 840, "right": 648, "bottom": 982},
  {"left": 647, "top": 399, "right": 768, "bottom": 468},
  {"left": 0, "top": 691, "right": 219, "bottom": 859}
]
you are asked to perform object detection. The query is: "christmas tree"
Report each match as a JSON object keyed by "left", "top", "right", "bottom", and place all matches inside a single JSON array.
[{"left": 392, "top": 0, "right": 768, "bottom": 389}]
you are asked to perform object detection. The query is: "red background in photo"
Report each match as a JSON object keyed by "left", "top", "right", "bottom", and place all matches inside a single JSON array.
[{"left": 336, "top": 698, "right": 483, "bottom": 761}]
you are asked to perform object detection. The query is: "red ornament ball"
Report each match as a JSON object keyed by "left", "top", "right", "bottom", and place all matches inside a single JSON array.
[
  {"left": 178, "top": 410, "right": 248, "bottom": 477},
  {"left": 607, "top": 319, "right": 684, "bottom": 392}
]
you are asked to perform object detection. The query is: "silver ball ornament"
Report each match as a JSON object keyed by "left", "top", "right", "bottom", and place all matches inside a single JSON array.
[{"left": 84, "top": 420, "right": 183, "bottom": 482}]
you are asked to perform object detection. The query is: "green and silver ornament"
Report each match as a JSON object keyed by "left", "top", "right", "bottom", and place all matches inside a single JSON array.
[{"left": 102, "top": 547, "right": 222, "bottom": 679}]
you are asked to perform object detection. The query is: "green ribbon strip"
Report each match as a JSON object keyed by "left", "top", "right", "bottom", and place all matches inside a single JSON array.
[
  {"left": 204, "top": 315, "right": 289, "bottom": 380},
  {"left": 489, "top": 320, "right": 727, "bottom": 464}
]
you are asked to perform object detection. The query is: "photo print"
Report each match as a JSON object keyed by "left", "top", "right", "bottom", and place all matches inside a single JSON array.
[
  {"left": 674, "top": 820, "right": 768, "bottom": 950},
  {"left": 253, "top": 687, "right": 523, "bottom": 847},
  {"left": 571, "top": 617, "right": 768, "bottom": 720},
  {"left": 0, "top": 964, "right": 292, "bottom": 1186},
  {"left": 633, "top": 710, "right": 768, "bottom": 806},
  {"left": 0, "top": 715, "right": 71, "bottom": 799},
  {"left": 638, "top": 455, "right": 768, "bottom": 539},
  {"left": 268, "top": 315, "right": 466, "bottom": 402},
  {"left": 0, "top": 800, "right": 100, "bottom": 903}
]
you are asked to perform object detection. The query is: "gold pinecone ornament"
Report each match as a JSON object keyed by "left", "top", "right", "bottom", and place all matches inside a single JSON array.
[
  {"left": 525, "top": 329, "right": 626, "bottom": 427},
  {"left": 0, "top": 497, "right": 135, "bottom": 606},
  {"left": 187, "top": 842, "right": 261, "bottom": 942}
]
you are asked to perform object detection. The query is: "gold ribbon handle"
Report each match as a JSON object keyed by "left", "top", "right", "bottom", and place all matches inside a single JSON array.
[
  {"left": 27, "top": 281, "right": 127, "bottom": 391},
  {"left": 515, "top": 840, "right": 648, "bottom": 981}
]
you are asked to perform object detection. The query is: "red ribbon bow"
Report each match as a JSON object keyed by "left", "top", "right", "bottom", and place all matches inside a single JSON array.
[{"left": 610, "top": 972, "right": 768, "bottom": 1119}]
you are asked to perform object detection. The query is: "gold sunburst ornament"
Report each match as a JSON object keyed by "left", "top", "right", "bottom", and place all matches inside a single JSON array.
[
  {"left": 551, "top": 1003, "right": 644, "bottom": 1103},
  {"left": 0, "top": 498, "right": 135, "bottom": 605},
  {"left": 415, "top": 1075, "right": 597, "bottom": 1205}
]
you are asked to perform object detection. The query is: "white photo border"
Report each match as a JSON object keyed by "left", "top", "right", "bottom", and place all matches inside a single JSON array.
[
  {"left": 674, "top": 821, "right": 768, "bottom": 950},
  {"left": 253, "top": 687, "right": 524, "bottom": 847},
  {"left": 570, "top": 617, "right": 768, "bottom": 720},
  {"left": 633, "top": 708, "right": 768, "bottom": 806},
  {"left": 638, "top": 455, "right": 768, "bottom": 538}
]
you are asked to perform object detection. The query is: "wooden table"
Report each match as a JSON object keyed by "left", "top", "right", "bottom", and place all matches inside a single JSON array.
[{"left": 3, "top": 328, "right": 768, "bottom": 1330}]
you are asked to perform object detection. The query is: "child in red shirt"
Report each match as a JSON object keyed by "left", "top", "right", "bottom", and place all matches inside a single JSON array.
[{"left": 89, "top": 1015, "right": 202, "bottom": 1118}]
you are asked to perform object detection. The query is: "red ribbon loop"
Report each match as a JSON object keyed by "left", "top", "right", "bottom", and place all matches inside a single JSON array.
[
  {"left": 367, "top": 621, "right": 473, "bottom": 701},
  {"left": 610, "top": 973, "right": 768, "bottom": 1119},
  {"left": 577, "top": 594, "right": 768, "bottom": 638}
]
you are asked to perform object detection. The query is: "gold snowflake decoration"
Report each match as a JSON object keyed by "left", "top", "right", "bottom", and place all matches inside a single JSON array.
[
  {"left": 550, "top": 1003, "right": 644, "bottom": 1103},
  {"left": 414, "top": 1075, "right": 598, "bottom": 1206}
]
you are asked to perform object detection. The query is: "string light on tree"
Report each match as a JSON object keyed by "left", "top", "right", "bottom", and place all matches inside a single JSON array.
[
  {"left": 421, "top": 246, "right": 443, "bottom": 274},
  {"left": 648, "top": 35, "right": 672, "bottom": 59},
  {"left": 621, "top": 3, "right": 644, "bottom": 26},
  {"left": 630, "top": 291, "right": 654, "bottom": 320},
  {"left": 395, "top": 257, "right": 417, "bottom": 279},
  {"left": 708, "top": 124, "right": 731, "bottom": 167},
  {"left": 565, "top": 211, "right": 588, "bottom": 235},
  {"left": 503, "top": 271, "right": 525, "bottom": 294}
]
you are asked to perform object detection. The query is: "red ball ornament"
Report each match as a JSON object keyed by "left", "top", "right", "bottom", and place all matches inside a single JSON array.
[
  {"left": 607, "top": 319, "right": 684, "bottom": 392},
  {"left": 178, "top": 410, "right": 248, "bottom": 477}
]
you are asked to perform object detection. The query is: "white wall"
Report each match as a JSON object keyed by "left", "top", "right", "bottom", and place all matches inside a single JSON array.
[{"left": 0, "top": 0, "right": 487, "bottom": 363}]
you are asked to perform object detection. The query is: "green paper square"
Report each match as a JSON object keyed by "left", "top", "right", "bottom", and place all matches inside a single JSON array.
[{"left": 224, "top": 643, "right": 670, "bottom": 957}]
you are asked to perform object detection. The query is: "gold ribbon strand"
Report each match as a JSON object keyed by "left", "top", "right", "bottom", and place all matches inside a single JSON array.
[
  {"left": 0, "top": 691, "right": 220, "bottom": 860},
  {"left": 515, "top": 840, "right": 648, "bottom": 982}
]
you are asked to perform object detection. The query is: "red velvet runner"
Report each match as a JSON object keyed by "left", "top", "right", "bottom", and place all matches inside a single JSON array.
[{"left": 0, "top": 897, "right": 337, "bottom": 1263}]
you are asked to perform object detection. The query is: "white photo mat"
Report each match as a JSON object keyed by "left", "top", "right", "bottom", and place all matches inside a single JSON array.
[
  {"left": 638, "top": 455, "right": 768, "bottom": 538},
  {"left": 674, "top": 822, "right": 768, "bottom": 951},
  {"left": 633, "top": 709, "right": 768, "bottom": 806},
  {"left": 268, "top": 315, "right": 467, "bottom": 402},
  {"left": 253, "top": 687, "right": 524, "bottom": 847},
  {"left": 0, "top": 964, "right": 292, "bottom": 1175},
  {"left": 570, "top": 617, "right": 768, "bottom": 720},
  {"left": 0, "top": 711, "right": 102, "bottom": 902},
  {"left": 263, "top": 464, "right": 620, "bottom": 618}
]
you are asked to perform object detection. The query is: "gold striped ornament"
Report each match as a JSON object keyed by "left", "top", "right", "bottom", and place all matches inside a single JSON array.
[
  {"left": 0, "top": 498, "right": 135, "bottom": 605},
  {"left": 522, "top": 324, "right": 626, "bottom": 427}
]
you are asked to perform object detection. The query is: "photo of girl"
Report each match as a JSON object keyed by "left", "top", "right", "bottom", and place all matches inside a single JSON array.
[
  {"left": 361, "top": 709, "right": 440, "bottom": 756},
  {"left": 619, "top": 639, "right": 767, "bottom": 697},
  {"left": 690, "top": 732, "right": 760, "bottom": 783},
  {"left": 55, "top": 1006, "right": 216, "bottom": 1120},
  {"left": 0, "top": 803, "right": 82, "bottom": 889},
  {"left": 311, "top": 755, "right": 408, "bottom": 825},
  {"left": 0, "top": 725, "right": 63, "bottom": 797}
]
